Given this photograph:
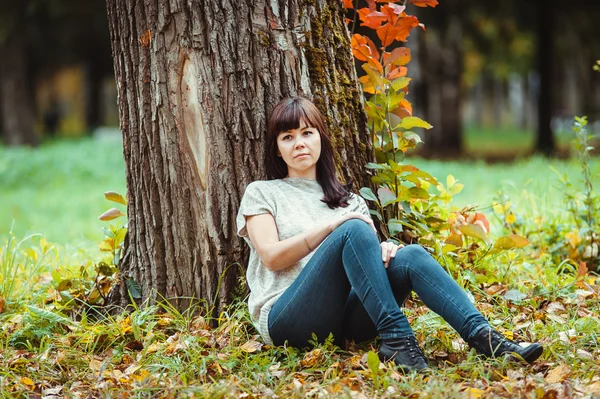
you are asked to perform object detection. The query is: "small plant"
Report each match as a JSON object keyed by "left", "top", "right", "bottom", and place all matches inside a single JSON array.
[
  {"left": 552, "top": 117, "right": 599, "bottom": 270},
  {"left": 48, "top": 191, "right": 128, "bottom": 316}
]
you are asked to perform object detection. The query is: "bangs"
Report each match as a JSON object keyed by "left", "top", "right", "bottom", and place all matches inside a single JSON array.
[{"left": 273, "top": 101, "right": 321, "bottom": 135}]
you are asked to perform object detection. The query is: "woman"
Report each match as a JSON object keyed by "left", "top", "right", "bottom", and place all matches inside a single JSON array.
[{"left": 236, "top": 97, "right": 543, "bottom": 372}]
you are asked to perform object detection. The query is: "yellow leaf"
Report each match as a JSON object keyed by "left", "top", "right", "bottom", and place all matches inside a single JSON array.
[
  {"left": 459, "top": 224, "right": 488, "bottom": 242},
  {"left": 445, "top": 233, "right": 463, "bottom": 247},
  {"left": 89, "top": 358, "right": 103, "bottom": 372},
  {"left": 105, "top": 191, "right": 127, "bottom": 205},
  {"left": 98, "top": 239, "right": 113, "bottom": 252},
  {"left": 492, "top": 203, "right": 504, "bottom": 214},
  {"left": 465, "top": 387, "right": 485, "bottom": 398},
  {"left": 494, "top": 235, "right": 530, "bottom": 250},
  {"left": 505, "top": 212, "right": 516, "bottom": 224},
  {"left": 446, "top": 174, "right": 456, "bottom": 188},
  {"left": 442, "top": 244, "right": 457, "bottom": 254},
  {"left": 146, "top": 342, "right": 163, "bottom": 354},
  {"left": 503, "top": 331, "right": 514, "bottom": 340},
  {"left": 545, "top": 364, "right": 572, "bottom": 383},
  {"left": 21, "top": 377, "right": 35, "bottom": 387},
  {"left": 98, "top": 208, "right": 125, "bottom": 221}
]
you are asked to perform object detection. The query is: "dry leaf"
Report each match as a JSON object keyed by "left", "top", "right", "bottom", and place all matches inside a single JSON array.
[
  {"left": 300, "top": 349, "right": 323, "bottom": 368},
  {"left": 240, "top": 339, "right": 263, "bottom": 353},
  {"left": 464, "top": 387, "right": 485, "bottom": 398},
  {"left": 98, "top": 208, "right": 125, "bottom": 221},
  {"left": 146, "top": 342, "right": 163, "bottom": 354},
  {"left": 558, "top": 329, "right": 577, "bottom": 343},
  {"left": 576, "top": 349, "right": 593, "bottom": 359},
  {"left": 0, "top": 295, "right": 4, "bottom": 313},
  {"left": 545, "top": 302, "right": 566, "bottom": 314},
  {"left": 545, "top": 364, "right": 572, "bottom": 383}
]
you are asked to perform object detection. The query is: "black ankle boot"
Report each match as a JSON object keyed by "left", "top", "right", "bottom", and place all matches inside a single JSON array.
[
  {"left": 467, "top": 328, "right": 543, "bottom": 364},
  {"left": 379, "top": 336, "right": 429, "bottom": 372}
]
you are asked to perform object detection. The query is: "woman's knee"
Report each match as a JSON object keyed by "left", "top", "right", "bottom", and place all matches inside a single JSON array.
[
  {"left": 339, "top": 218, "right": 375, "bottom": 236},
  {"left": 398, "top": 244, "right": 430, "bottom": 258},
  {"left": 392, "top": 244, "right": 434, "bottom": 269}
]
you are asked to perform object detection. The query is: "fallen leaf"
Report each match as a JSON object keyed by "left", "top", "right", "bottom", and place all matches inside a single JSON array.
[
  {"left": 545, "top": 364, "right": 572, "bottom": 383},
  {"left": 587, "top": 382, "right": 600, "bottom": 395},
  {"left": 21, "top": 376, "right": 35, "bottom": 387},
  {"left": 545, "top": 302, "right": 566, "bottom": 314},
  {"left": 464, "top": 387, "right": 485, "bottom": 398},
  {"left": 300, "top": 349, "right": 323, "bottom": 368},
  {"left": 0, "top": 295, "right": 4, "bottom": 313},
  {"left": 576, "top": 349, "right": 593, "bottom": 359},
  {"left": 558, "top": 329, "right": 577, "bottom": 343},
  {"left": 240, "top": 339, "right": 263, "bottom": 353},
  {"left": 504, "top": 289, "right": 527, "bottom": 302}
]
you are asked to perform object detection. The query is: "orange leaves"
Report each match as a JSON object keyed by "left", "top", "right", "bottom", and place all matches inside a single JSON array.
[
  {"left": 393, "top": 15, "right": 420, "bottom": 42},
  {"left": 357, "top": 3, "right": 422, "bottom": 45},
  {"left": 376, "top": 23, "right": 401, "bottom": 47},
  {"left": 351, "top": 34, "right": 379, "bottom": 62},
  {"left": 384, "top": 47, "right": 411, "bottom": 67},
  {"left": 410, "top": 0, "right": 439, "bottom": 7}
]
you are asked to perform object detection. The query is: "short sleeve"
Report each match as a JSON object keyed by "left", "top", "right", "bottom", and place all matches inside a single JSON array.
[
  {"left": 236, "top": 182, "right": 275, "bottom": 238},
  {"left": 356, "top": 195, "right": 371, "bottom": 218}
]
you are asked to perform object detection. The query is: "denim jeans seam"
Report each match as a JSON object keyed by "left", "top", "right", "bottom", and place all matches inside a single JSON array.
[
  {"left": 268, "top": 234, "right": 344, "bottom": 331},
  {"left": 347, "top": 239, "right": 404, "bottom": 337}
]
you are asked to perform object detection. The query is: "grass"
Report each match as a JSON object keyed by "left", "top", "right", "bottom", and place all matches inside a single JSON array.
[
  {"left": 0, "top": 137, "right": 126, "bottom": 249},
  {"left": 0, "top": 135, "right": 599, "bottom": 397}
]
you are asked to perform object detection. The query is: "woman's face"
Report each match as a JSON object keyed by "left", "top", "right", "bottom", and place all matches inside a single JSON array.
[{"left": 276, "top": 119, "right": 322, "bottom": 179}]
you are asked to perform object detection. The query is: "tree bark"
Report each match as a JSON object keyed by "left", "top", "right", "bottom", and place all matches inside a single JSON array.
[
  {"left": 105, "top": 0, "right": 371, "bottom": 313},
  {"left": 0, "top": 32, "right": 38, "bottom": 147}
]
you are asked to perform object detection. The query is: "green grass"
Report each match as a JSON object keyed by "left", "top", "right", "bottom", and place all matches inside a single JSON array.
[
  {"left": 1, "top": 135, "right": 599, "bottom": 397},
  {"left": 0, "top": 137, "right": 126, "bottom": 249},
  {"left": 409, "top": 155, "right": 600, "bottom": 212},
  {"left": 463, "top": 126, "right": 573, "bottom": 156}
]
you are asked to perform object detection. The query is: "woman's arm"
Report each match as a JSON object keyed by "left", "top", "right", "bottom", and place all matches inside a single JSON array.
[{"left": 246, "top": 212, "right": 375, "bottom": 271}]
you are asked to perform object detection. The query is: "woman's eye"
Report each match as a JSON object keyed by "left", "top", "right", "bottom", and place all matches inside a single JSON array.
[
  {"left": 283, "top": 135, "right": 291, "bottom": 140},
  {"left": 303, "top": 130, "right": 313, "bottom": 136}
]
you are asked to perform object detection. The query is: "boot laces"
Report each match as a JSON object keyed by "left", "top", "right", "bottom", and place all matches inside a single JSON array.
[{"left": 406, "top": 336, "right": 426, "bottom": 361}]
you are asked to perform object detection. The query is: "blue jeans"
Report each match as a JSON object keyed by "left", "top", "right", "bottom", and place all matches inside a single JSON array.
[{"left": 268, "top": 219, "right": 490, "bottom": 347}]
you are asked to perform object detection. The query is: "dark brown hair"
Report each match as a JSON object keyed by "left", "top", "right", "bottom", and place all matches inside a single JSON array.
[{"left": 265, "top": 97, "right": 351, "bottom": 209}]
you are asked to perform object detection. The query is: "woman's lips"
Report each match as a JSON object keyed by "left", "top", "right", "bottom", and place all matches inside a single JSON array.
[{"left": 294, "top": 154, "right": 309, "bottom": 159}]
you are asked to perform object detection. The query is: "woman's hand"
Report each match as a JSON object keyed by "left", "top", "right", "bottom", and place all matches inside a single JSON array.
[
  {"left": 381, "top": 241, "right": 405, "bottom": 268},
  {"left": 330, "top": 212, "right": 377, "bottom": 233}
]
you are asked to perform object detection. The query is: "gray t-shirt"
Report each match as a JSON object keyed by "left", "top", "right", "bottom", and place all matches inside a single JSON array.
[{"left": 236, "top": 177, "right": 370, "bottom": 344}]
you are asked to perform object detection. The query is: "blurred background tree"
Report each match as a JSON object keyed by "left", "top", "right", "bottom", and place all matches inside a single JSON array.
[
  {"left": 0, "top": 0, "right": 112, "bottom": 146},
  {"left": 0, "top": 0, "right": 599, "bottom": 157}
]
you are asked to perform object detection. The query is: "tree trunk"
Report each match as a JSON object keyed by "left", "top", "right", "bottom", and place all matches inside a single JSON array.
[
  {"left": 0, "top": 32, "right": 38, "bottom": 146},
  {"left": 535, "top": 0, "right": 556, "bottom": 156},
  {"left": 105, "top": 0, "right": 371, "bottom": 313},
  {"left": 418, "top": 0, "right": 463, "bottom": 157}
]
